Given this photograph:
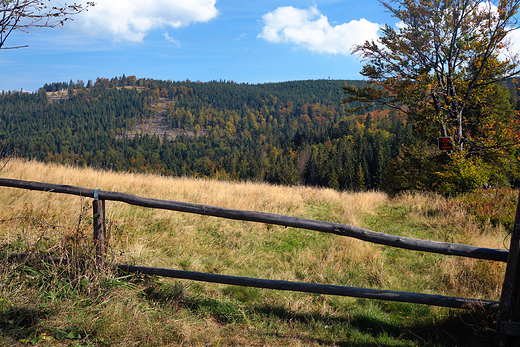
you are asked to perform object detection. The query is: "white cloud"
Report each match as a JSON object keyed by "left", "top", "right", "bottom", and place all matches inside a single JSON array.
[
  {"left": 395, "top": 21, "right": 407, "bottom": 30},
  {"left": 74, "top": 0, "right": 218, "bottom": 42},
  {"left": 163, "top": 31, "right": 181, "bottom": 46},
  {"left": 236, "top": 33, "right": 248, "bottom": 41},
  {"left": 477, "top": 1, "right": 498, "bottom": 14},
  {"left": 475, "top": 1, "right": 520, "bottom": 60},
  {"left": 258, "top": 6, "right": 380, "bottom": 55}
]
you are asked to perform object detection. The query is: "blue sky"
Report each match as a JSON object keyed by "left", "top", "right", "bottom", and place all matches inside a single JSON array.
[{"left": 1, "top": 0, "right": 398, "bottom": 92}]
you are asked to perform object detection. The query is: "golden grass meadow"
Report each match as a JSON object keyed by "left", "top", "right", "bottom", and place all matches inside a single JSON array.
[{"left": 0, "top": 158, "right": 516, "bottom": 346}]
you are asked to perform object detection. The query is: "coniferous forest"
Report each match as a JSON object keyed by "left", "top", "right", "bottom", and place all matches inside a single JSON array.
[{"left": 0, "top": 76, "right": 426, "bottom": 191}]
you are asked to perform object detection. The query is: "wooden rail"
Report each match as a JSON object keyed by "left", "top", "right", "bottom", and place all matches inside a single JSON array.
[
  {"left": 116, "top": 263, "right": 498, "bottom": 309},
  {"left": 496, "top": 192, "right": 520, "bottom": 346},
  {"left": 1, "top": 177, "right": 519, "bottom": 344},
  {"left": 0, "top": 178, "right": 508, "bottom": 262}
]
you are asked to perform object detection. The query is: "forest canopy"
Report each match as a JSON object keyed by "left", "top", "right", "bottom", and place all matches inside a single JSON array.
[
  {"left": 1, "top": 76, "right": 518, "bottom": 192},
  {"left": 0, "top": 77, "right": 415, "bottom": 191}
]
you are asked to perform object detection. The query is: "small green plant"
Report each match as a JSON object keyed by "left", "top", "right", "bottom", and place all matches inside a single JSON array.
[{"left": 436, "top": 151, "right": 492, "bottom": 195}]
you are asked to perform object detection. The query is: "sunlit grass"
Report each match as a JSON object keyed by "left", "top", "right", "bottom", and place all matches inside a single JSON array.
[{"left": 0, "top": 158, "right": 514, "bottom": 346}]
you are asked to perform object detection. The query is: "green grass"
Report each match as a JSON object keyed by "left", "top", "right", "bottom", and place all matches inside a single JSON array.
[
  {"left": 0, "top": 262, "right": 497, "bottom": 346},
  {"left": 0, "top": 197, "right": 508, "bottom": 346},
  {"left": 0, "top": 160, "right": 515, "bottom": 346}
]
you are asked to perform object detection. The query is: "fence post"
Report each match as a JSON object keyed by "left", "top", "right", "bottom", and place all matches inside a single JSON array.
[
  {"left": 93, "top": 189, "right": 106, "bottom": 268},
  {"left": 496, "top": 191, "right": 520, "bottom": 346}
]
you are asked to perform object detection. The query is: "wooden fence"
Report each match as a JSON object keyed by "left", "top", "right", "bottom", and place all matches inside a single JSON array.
[{"left": 0, "top": 177, "right": 519, "bottom": 345}]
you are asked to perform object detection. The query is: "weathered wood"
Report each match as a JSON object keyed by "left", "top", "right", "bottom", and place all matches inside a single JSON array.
[
  {"left": 0, "top": 177, "right": 509, "bottom": 262},
  {"left": 500, "top": 321, "right": 520, "bottom": 338},
  {"left": 93, "top": 199, "right": 106, "bottom": 268},
  {"left": 116, "top": 263, "right": 499, "bottom": 309},
  {"left": 497, "top": 191, "right": 520, "bottom": 346}
]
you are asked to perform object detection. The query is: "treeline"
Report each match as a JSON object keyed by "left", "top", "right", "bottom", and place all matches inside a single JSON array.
[{"left": 1, "top": 77, "right": 413, "bottom": 190}]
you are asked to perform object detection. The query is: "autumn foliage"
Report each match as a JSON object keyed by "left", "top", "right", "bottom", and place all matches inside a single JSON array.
[{"left": 344, "top": 0, "right": 520, "bottom": 193}]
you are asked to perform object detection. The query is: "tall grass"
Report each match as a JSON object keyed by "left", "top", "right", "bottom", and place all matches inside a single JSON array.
[{"left": 0, "top": 158, "right": 515, "bottom": 346}]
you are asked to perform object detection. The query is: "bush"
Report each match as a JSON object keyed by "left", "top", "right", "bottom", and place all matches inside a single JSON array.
[{"left": 436, "top": 151, "right": 492, "bottom": 195}]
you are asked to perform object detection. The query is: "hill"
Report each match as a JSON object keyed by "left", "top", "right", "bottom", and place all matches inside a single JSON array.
[
  {"left": 0, "top": 159, "right": 513, "bottom": 346},
  {"left": 0, "top": 77, "right": 412, "bottom": 191}
]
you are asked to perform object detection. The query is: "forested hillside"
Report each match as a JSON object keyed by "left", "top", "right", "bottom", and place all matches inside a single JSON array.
[{"left": 0, "top": 76, "right": 413, "bottom": 190}]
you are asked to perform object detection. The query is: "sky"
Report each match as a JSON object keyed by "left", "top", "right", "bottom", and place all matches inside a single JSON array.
[{"left": 1, "top": 0, "right": 411, "bottom": 92}]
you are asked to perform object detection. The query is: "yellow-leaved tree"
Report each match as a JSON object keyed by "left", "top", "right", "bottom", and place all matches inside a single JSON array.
[{"left": 344, "top": 0, "right": 520, "bottom": 193}]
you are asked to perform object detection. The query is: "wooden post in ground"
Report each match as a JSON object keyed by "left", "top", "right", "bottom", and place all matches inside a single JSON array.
[
  {"left": 497, "top": 191, "right": 520, "bottom": 346},
  {"left": 93, "top": 191, "right": 106, "bottom": 269}
]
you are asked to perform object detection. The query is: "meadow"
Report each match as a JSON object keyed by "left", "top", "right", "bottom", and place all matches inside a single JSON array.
[{"left": 0, "top": 159, "right": 517, "bottom": 346}]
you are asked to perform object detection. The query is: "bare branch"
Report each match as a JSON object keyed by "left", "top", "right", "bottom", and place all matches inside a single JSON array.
[{"left": 0, "top": 0, "right": 94, "bottom": 49}]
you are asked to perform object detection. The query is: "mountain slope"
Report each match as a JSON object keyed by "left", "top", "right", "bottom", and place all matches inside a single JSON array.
[{"left": 0, "top": 77, "right": 412, "bottom": 190}]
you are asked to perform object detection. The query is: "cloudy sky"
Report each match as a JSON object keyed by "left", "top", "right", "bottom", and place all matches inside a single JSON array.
[{"left": 2, "top": 0, "right": 397, "bottom": 91}]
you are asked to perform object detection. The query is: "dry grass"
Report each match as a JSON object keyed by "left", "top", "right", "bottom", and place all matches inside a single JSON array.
[
  {"left": 0, "top": 158, "right": 512, "bottom": 346},
  {"left": 368, "top": 191, "right": 509, "bottom": 299},
  {"left": 0, "top": 159, "right": 386, "bottom": 271}
]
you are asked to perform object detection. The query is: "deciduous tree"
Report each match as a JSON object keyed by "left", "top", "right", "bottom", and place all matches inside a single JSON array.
[{"left": 344, "top": 0, "right": 520, "bottom": 191}]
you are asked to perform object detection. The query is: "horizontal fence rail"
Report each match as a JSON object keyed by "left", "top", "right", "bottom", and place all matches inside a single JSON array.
[
  {"left": 0, "top": 177, "right": 509, "bottom": 262},
  {"left": 3, "top": 177, "right": 520, "bottom": 345},
  {"left": 116, "top": 263, "right": 499, "bottom": 309}
]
